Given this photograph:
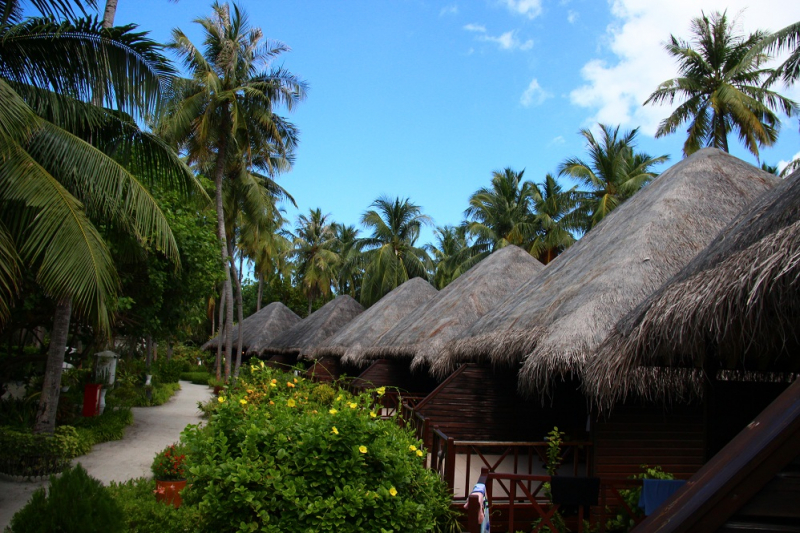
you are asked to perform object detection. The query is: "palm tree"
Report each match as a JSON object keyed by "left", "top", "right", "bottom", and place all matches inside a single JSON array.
[
  {"left": 352, "top": 196, "right": 433, "bottom": 307},
  {"left": 464, "top": 168, "right": 538, "bottom": 254},
  {"left": 0, "top": 1, "right": 198, "bottom": 432},
  {"left": 558, "top": 125, "right": 668, "bottom": 230},
  {"left": 529, "top": 174, "right": 582, "bottom": 264},
  {"left": 426, "top": 225, "right": 479, "bottom": 289},
  {"left": 292, "top": 209, "right": 340, "bottom": 315},
  {"left": 644, "top": 11, "right": 798, "bottom": 158},
  {"left": 757, "top": 20, "right": 800, "bottom": 85},
  {"left": 160, "top": 2, "right": 306, "bottom": 378},
  {"left": 333, "top": 223, "right": 361, "bottom": 299}
]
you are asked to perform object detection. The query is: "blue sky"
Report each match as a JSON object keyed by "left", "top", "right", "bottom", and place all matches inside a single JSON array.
[{"left": 112, "top": 0, "right": 800, "bottom": 251}]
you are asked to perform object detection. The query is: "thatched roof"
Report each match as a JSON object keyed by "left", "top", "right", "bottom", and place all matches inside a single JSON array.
[
  {"left": 440, "top": 149, "right": 780, "bottom": 394},
  {"left": 312, "top": 277, "right": 438, "bottom": 364},
  {"left": 255, "top": 295, "right": 365, "bottom": 358},
  {"left": 585, "top": 167, "right": 800, "bottom": 408},
  {"left": 360, "top": 245, "right": 544, "bottom": 370},
  {"left": 242, "top": 302, "right": 302, "bottom": 355},
  {"left": 202, "top": 301, "right": 301, "bottom": 353}
]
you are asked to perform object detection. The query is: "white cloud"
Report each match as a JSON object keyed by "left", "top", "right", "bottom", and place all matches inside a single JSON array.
[
  {"left": 521, "top": 78, "right": 553, "bottom": 107},
  {"left": 549, "top": 135, "right": 566, "bottom": 146},
  {"left": 502, "top": 0, "right": 543, "bottom": 19},
  {"left": 569, "top": 1, "right": 800, "bottom": 135},
  {"left": 440, "top": 5, "right": 458, "bottom": 16},
  {"left": 482, "top": 30, "right": 533, "bottom": 51},
  {"left": 778, "top": 151, "right": 800, "bottom": 174},
  {"left": 567, "top": 10, "right": 578, "bottom": 23},
  {"left": 463, "top": 23, "right": 486, "bottom": 33}
]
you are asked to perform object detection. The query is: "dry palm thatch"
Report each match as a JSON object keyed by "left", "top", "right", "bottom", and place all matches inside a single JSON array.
[
  {"left": 440, "top": 149, "right": 780, "bottom": 395},
  {"left": 256, "top": 295, "right": 364, "bottom": 358},
  {"left": 242, "top": 302, "right": 302, "bottom": 355},
  {"left": 201, "top": 301, "right": 301, "bottom": 353},
  {"left": 312, "top": 277, "right": 438, "bottom": 365},
  {"left": 585, "top": 167, "right": 800, "bottom": 408},
  {"left": 360, "top": 245, "right": 544, "bottom": 370}
]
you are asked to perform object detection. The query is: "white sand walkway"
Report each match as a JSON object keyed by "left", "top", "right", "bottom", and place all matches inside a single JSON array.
[{"left": 0, "top": 381, "right": 210, "bottom": 530}]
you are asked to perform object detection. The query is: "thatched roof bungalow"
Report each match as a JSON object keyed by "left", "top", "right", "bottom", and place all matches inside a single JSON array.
[
  {"left": 586, "top": 167, "right": 800, "bottom": 409},
  {"left": 201, "top": 301, "right": 301, "bottom": 353},
  {"left": 440, "top": 149, "right": 779, "bottom": 395},
  {"left": 361, "top": 244, "right": 544, "bottom": 371},
  {"left": 317, "top": 277, "right": 438, "bottom": 364},
  {"left": 252, "top": 295, "right": 364, "bottom": 366}
]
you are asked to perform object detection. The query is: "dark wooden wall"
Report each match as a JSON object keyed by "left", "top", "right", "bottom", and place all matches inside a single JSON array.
[
  {"left": 413, "top": 364, "right": 588, "bottom": 446},
  {"left": 350, "top": 359, "right": 440, "bottom": 394},
  {"left": 593, "top": 403, "right": 705, "bottom": 479}
]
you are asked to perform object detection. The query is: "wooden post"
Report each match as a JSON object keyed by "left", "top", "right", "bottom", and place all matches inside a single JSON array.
[
  {"left": 467, "top": 492, "right": 481, "bottom": 533},
  {"left": 445, "top": 435, "right": 456, "bottom": 492}
]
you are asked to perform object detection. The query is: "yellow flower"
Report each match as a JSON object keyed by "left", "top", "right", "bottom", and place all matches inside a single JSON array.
[
  {"left": 409, "top": 445, "right": 417, "bottom": 452},
  {"left": 389, "top": 487, "right": 397, "bottom": 497},
  {"left": 358, "top": 446, "right": 367, "bottom": 454},
  {"left": 376, "top": 387, "right": 386, "bottom": 396},
  {"left": 336, "top": 395, "right": 343, "bottom": 401},
  {"left": 270, "top": 383, "right": 276, "bottom": 388},
  {"left": 349, "top": 402, "right": 357, "bottom": 409},
  {"left": 369, "top": 411, "right": 377, "bottom": 418},
  {"left": 246, "top": 389, "right": 253, "bottom": 394},
  {"left": 239, "top": 399, "right": 247, "bottom": 405},
  {"left": 269, "top": 400, "right": 274, "bottom": 405},
  {"left": 329, "top": 408, "right": 338, "bottom": 415},
  {"left": 331, "top": 426, "right": 339, "bottom": 435},
  {"left": 260, "top": 361, "right": 265, "bottom": 368},
  {"left": 312, "top": 410, "right": 318, "bottom": 414},
  {"left": 416, "top": 449, "right": 424, "bottom": 457},
  {"left": 218, "top": 396, "right": 225, "bottom": 403},
  {"left": 271, "top": 378, "right": 277, "bottom": 384},
  {"left": 287, "top": 399, "right": 296, "bottom": 407},
  {"left": 293, "top": 378, "right": 298, "bottom": 383},
  {"left": 287, "top": 382, "right": 295, "bottom": 388}
]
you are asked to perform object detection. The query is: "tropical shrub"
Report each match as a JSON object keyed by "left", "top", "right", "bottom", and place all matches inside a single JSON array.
[
  {"left": 152, "top": 443, "right": 188, "bottom": 480},
  {"left": 154, "top": 358, "right": 184, "bottom": 384},
  {"left": 180, "top": 371, "right": 213, "bottom": 385},
  {"left": 107, "top": 477, "right": 202, "bottom": 533},
  {"left": 606, "top": 465, "right": 674, "bottom": 532},
  {"left": 182, "top": 364, "right": 456, "bottom": 532},
  {"left": 8, "top": 464, "right": 123, "bottom": 533}
]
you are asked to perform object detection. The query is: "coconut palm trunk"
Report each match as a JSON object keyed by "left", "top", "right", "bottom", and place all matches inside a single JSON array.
[
  {"left": 215, "top": 284, "right": 225, "bottom": 381},
  {"left": 227, "top": 236, "right": 244, "bottom": 378},
  {"left": 33, "top": 299, "right": 71, "bottom": 434},
  {"left": 212, "top": 118, "right": 234, "bottom": 381},
  {"left": 256, "top": 273, "right": 263, "bottom": 311},
  {"left": 102, "top": 0, "right": 118, "bottom": 27}
]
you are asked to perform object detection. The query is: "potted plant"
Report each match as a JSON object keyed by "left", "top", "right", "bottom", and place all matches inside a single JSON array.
[{"left": 151, "top": 443, "right": 187, "bottom": 508}]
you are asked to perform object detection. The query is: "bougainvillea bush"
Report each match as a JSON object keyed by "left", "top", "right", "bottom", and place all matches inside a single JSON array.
[{"left": 181, "top": 361, "right": 455, "bottom": 533}]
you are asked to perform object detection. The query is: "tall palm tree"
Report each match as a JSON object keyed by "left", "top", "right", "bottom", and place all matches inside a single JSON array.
[
  {"left": 558, "top": 125, "right": 668, "bottom": 230},
  {"left": 160, "top": 2, "right": 306, "bottom": 378},
  {"left": 644, "top": 11, "right": 797, "bottom": 158},
  {"left": 464, "top": 168, "right": 538, "bottom": 254},
  {"left": 529, "top": 174, "right": 582, "bottom": 264},
  {"left": 352, "top": 196, "right": 432, "bottom": 307},
  {"left": 292, "top": 209, "right": 340, "bottom": 315},
  {"left": 426, "top": 225, "right": 478, "bottom": 289},
  {"left": 333, "top": 223, "right": 361, "bottom": 299},
  {"left": 0, "top": 1, "right": 198, "bottom": 432}
]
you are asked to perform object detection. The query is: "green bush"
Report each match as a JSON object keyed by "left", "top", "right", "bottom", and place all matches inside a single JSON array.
[
  {"left": 606, "top": 465, "right": 674, "bottom": 532},
  {"left": 154, "top": 359, "right": 183, "bottom": 384},
  {"left": 109, "top": 382, "right": 180, "bottom": 407},
  {"left": 107, "top": 477, "right": 202, "bottom": 533},
  {"left": 8, "top": 464, "right": 123, "bottom": 533},
  {"left": 180, "top": 371, "right": 213, "bottom": 385},
  {"left": 73, "top": 407, "right": 133, "bottom": 446},
  {"left": 0, "top": 426, "right": 77, "bottom": 477},
  {"left": 182, "top": 364, "right": 456, "bottom": 532}
]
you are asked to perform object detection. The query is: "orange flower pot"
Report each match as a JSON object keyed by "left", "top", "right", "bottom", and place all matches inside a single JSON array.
[{"left": 154, "top": 479, "right": 187, "bottom": 508}]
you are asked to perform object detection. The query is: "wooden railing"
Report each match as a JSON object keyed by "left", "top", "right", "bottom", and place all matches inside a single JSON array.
[
  {"left": 427, "top": 426, "right": 592, "bottom": 500},
  {"left": 466, "top": 468, "right": 646, "bottom": 533}
]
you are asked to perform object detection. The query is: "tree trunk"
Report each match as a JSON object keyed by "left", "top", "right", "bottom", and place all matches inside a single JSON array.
[
  {"left": 33, "top": 298, "right": 71, "bottom": 434},
  {"left": 308, "top": 295, "right": 312, "bottom": 316},
  {"left": 102, "top": 0, "right": 118, "bottom": 28},
  {"left": 166, "top": 340, "right": 173, "bottom": 361},
  {"left": 228, "top": 237, "right": 244, "bottom": 379},
  {"left": 145, "top": 334, "right": 153, "bottom": 371},
  {"left": 212, "top": 119, "right": 233, "bottom": 382},
  {"left": 256, "top": 273, "right": 263, "bottom": 311},
  {"left": 215, "top": 284, "right": 225, "bottom": 381}
]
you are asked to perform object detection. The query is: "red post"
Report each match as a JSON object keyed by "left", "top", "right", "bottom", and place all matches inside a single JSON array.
[
  {"left": 444, "top": 435, "right": 456, "bottom": 492},
  {"left": 467, "top": 492, "right": 482, "bottom": 533},
  {"left": 82, "top": 383, "right": 102, "bottom": 417}
]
